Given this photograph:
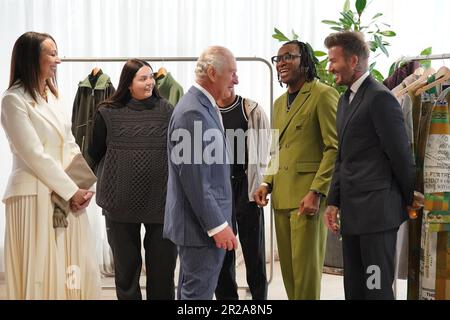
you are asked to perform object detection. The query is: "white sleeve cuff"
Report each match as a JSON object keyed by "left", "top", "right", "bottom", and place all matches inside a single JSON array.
[{"left": 207, "top": 222, "right": 228, "bottom": 237}]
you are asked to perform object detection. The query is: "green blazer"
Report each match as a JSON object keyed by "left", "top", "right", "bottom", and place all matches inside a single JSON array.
[{"left": 264, "top": 79, "right": 339, "bottom": 209}]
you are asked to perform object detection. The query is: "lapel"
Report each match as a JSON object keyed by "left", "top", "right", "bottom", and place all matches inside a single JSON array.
[
  {"left": 25, "top": 90, "right": 65, "bottom": 141},
  {"left": 276, "top": 80, "right": 314, "bottom": 140},
  {"left": 189, "top": 86, "right": 225, "bottom": 136},
  {"left": 339, "top": 76, "right": 372, "bottom": 145}
]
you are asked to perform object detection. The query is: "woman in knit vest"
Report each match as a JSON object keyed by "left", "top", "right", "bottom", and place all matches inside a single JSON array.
[{"left": 89, "top": 59, "right": 176, "bottom": 300}]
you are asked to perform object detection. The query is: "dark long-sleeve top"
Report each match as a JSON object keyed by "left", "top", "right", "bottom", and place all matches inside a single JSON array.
[{"left": 88, "top": 108, "right": 107, "bottom": 169}]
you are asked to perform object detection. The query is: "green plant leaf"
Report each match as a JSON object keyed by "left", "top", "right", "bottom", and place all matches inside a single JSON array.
[
  {"left": 369, "top": 62, "right": 377, "bottom": 71},
  {"left": 374, "top": 34, "right": 389, "bottom": 57},
  {"left": 356, "top": 0, "right": 367, "bottom": 16},
  {"left": 272, "top": 34, "right": 290, "bottom": 42},
  {"left": 420, "top": 47, "right": 432, "bottom": 68},
  {"left": 379, "top": 43, "right": 389, "bottom": 57},
  {"left": 368, "top": 41, "right": 377, "bottom": 51},
  {"left": 388, "top": 62, "right": 396, "bottom": 77},
  {"left": 378, "top": 43, "right": 389, "bottom": 57},
  {"left": 272, "top": 28, "right": 291, "bottom": 42},
  {"left": 341, "top": 11, "right": 355, "bottom": 25},
  {"left": 322, "top": 20, "right": 342, "bottom": 26},
  {"left": 370, "top": 68, "right": 385, "bottom": 82},
  {"left": 372, "top": 13, "right": 383, "bottom": 20},
  {"left": 319, "top": 58, "right": 329, "bottom": 68},
  {"left": 343, "top": 0, "right": 350, "bottom": 12},
  {"left": 420, "top": 47, "right": 432, "bottom": 55},
  {"left": 292, "top": 29, "right": 299, "bottom": 40},
  {"left": 331, "top": 26, "right": 344, "bottom": 32},
  {"left": 314, "top": 51, "right": 327, "bottom": 57},
  {"left": 421, "top": 60, "right": 432, "bottom": 69},
  {"left": 380, "top": 30, "right": 396, "bottom": 37}
]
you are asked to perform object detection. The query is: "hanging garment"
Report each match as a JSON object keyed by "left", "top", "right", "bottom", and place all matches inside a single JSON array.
[
  {"left": 395, "top": 88, "right": 422, "bottom": 281},
  {"left": 408, "top": 89, "right": 435, "bottom": 299},
  {"left": 419, "top": 87, "right": 450, "bottom": 300},
  {"left": 71, "top": 70, "right": 115, "bottom": 169},
  {"left": 155, "top": 72, "right": 184, "bottom": 106},
  {"left": 384, "top": 61, "right": 421, "bottom": 90}
]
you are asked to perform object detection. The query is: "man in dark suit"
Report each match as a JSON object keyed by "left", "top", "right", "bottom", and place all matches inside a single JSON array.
[
  {"left": 323, "top": 31, "right": 415, "bottom": 300},
  {"left": 164, "top": 46, "right": 239, "bottom": 300}
]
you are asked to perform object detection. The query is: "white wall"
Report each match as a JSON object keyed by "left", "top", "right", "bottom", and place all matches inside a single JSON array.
[{"left": 1, "top": 0, "right": 450, "bottom": 273}]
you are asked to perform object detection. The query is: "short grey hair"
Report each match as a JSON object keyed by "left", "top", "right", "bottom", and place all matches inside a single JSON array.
[{"left": 195, "top": 46, "right": 233, "bottom": 81}]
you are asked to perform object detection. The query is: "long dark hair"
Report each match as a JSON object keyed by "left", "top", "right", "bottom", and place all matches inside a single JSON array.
[
  {"left": 281, "top": 40, "right": 318, "bottom": 83},
  {"left": 99, "top": 59, "right": 161, "bottom": 108},
  {"left": 9, "top": 31, "right": 58, "bottom": 102}
]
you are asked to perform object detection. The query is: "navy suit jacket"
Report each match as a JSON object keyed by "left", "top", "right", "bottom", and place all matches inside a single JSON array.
[
  {"left": 327, "top": 76, "right": 415, "bottom": 235},
  {"left": 163, "top": 86, "right": 233, "bottom": 246}
]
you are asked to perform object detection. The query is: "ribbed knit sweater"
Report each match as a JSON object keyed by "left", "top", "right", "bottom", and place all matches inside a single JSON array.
[{"left": 94, "top": 96, "right": 173, "bottom": 223}]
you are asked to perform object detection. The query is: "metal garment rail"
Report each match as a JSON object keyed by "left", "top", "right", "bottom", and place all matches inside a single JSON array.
[
  {"left": 61, "top": 56, "right": 276, "bottom": 295},
  {"left": 394, "top": 53, "right": 450, "bottom": 69}
]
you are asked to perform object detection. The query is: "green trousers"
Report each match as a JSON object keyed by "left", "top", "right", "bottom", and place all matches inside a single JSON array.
[{"left": 274, "top": 207, "right": 327, "bottom": 300}]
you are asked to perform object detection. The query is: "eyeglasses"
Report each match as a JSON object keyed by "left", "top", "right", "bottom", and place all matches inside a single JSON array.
[{"left": 271, "top": 52, "right": 301, "bottom": 64}]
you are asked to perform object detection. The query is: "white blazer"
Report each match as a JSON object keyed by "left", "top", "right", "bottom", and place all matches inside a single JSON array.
[{"left": 1, "top": 85, "right": 79, "bottom": 203}]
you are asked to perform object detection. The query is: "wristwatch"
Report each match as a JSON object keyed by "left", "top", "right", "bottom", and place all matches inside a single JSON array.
[{"left": 311, "top": 190, "right": 324, "bottom": 198}]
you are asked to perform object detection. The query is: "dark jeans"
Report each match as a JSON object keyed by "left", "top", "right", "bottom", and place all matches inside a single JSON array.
[
  {"left": 105, "top": 217, "right": 177, "bottom": 300},
  {"left": 215, "top": 175, "right": 268, "bottom": 300}
]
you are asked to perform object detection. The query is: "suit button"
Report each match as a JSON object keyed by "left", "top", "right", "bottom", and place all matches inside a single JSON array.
[{"left": 285, "top": 143, "right": 289, "bottom": 148}]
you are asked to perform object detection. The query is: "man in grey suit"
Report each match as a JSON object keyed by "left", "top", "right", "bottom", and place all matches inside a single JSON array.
[
  {"left": 323, "top": 31, "right": 415, "bottom": 299},
  {"left": 164, "top": 46, "right": 239, "bottom": 300}
]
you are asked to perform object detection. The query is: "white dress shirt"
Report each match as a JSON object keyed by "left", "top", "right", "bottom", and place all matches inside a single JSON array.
[{"left": 349, "top": 71, "right": 370, "bottom": 103}]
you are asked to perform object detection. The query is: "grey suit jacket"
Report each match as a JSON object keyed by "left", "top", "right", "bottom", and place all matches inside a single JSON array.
[
  {"left": 163, "top": 86, "right": 232, "bottom": 246},
  {"left": 327, "top": 76, "right": 414, "bottom": 235}
]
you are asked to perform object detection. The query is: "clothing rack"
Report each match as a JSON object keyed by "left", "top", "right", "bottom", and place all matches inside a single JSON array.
[
  {"left": 61, "top": 56, "right": 276, "bottom": 292},
  {"left": 61, "top": 56, "right": 274, "bottom": 120},
  {"left": 392, "top": 52, "right": 450, "bottom": 300},
  {"left": 394, "top": 53, "right": 450, "bottom": 70}
]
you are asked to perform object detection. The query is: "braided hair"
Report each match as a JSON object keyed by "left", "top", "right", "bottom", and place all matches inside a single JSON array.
[{"left": 278, "top": 40, "right": 318, "bottom": 86}]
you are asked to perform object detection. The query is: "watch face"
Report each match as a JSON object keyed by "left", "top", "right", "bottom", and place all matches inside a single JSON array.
[{"left": 313, "top": 191, "right": 323, "bottom": 197}]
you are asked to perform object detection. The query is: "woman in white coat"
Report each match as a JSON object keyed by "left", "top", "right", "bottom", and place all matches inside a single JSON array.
[{"left": 0, "top": 32, "right": 101, "bottom": 299}]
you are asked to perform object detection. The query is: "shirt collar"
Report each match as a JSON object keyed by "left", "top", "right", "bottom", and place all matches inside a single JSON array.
[
  {"left": 350, "top": 71, "right": 370, "bottom": 95},
  {"left": 193, "top": 82, "right": 217, "bottom": 108}
]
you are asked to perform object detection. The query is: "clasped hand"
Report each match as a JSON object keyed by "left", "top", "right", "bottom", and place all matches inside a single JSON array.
[{"left": 70, "top": 188, "right": 93, "bottom": 212}]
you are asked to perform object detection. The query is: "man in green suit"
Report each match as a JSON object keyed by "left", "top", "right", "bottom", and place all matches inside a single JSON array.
[{"left": 254, "top": 40, "right": 339, "bottom": 299}]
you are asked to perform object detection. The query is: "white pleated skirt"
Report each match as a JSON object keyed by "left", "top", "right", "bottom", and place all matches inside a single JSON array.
[{"left": 4, "top": 195, "right": 101, "bottom": 300}]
